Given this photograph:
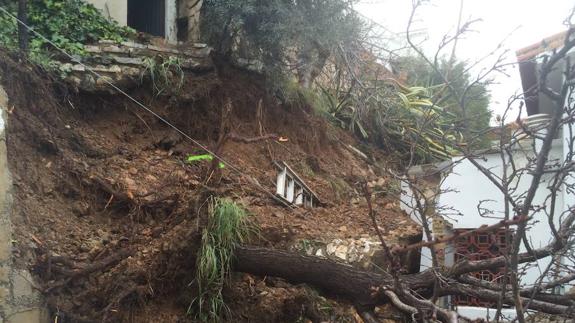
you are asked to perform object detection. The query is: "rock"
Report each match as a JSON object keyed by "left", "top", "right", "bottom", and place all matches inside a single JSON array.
[
  {"left": 92, "top": 65, "right": 122, "bottom": 73},
  {"left": 128, "top": 167, "right": 138, "bottom": 175},
  {"left": 98, "top": 39, "right": 118, "bottom": 44},
  {"left": 338, "top": 225, "right": 347, "bottom": 232},
  {"left": 334, "top": 245, "right": 348, "bottom": 260},
  {"left": 121, "top": 41, "right": 147, "bottom": 49},
  {"left": 147, "top": 44, "right": 179, "bottom": 54},
  {"left": 96, "top": 75, "right": 114, "bottom": 87},
  {"left": 347, "top": 245, "right": 361, "bottom": 263},
  {"left": 84, "top": 45, "right": 102, "bottom": 53},
  {"left": 71, "top": 64, "right": 86, "bottom": 72},
  {"left": 112, "top": 56, "right": 144, "bottom": 65},
  {"left": 326, "top": 239, "right": 342, "bottom": 254},
  {"left": 101, "top": 45, "right": 129, "bottom": 53}
]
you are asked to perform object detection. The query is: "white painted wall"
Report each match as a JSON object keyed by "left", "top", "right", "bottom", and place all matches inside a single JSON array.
[
  {"left": 438, "top": 140, "right": 565, "bottom": 285},
  {"left": 401, "top": 132, "right": 572, "bottom": 320},
  {"left": 85, "top": 0, "right": 128, "bottom": 26},
  {"left": 165, "top": 0, "right": 178, "bottom": 43}
]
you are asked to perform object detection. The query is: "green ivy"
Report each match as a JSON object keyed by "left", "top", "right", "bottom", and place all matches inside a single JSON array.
[{"left": 0, "top": 0, "right": 134, "bottom": 59}]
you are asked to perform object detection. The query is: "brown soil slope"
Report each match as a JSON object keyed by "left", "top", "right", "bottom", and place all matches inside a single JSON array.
[{"left": 0, "top": 51, "right": 419, "bottom": 322}]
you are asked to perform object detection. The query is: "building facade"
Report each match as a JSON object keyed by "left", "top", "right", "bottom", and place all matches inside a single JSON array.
[
  {"left": 401, "top": 31, "right": 575, "bottom": 320},
  {"left": 86, "top": 0, "right": 203, "bottom": 43}
]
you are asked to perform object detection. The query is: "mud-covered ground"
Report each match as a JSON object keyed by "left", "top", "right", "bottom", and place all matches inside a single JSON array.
[{"left": 0, "top": 51, "right": 419, "bottom": 322}]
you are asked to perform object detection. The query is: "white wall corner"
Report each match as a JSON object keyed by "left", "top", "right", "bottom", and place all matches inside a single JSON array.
[{"left": 165, "top": 0, "right": 178, "bottom": 43}]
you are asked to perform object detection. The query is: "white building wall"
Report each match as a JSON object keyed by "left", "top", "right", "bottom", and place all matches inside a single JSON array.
[
  {"left": 401, "top": 138, "right": 570, "bottom": 320},
  {"left": 85, "top": 0, "right": 128, "bottom": 26},
  {"left": 438, "top": 142, "right": 565, "bottom": 285},
  {"left": 165, "top": 0, "right": 178, "bottom": 43}
]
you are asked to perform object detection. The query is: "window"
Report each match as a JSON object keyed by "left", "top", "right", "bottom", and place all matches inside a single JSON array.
[{"left": 275, "top": 162, "right": 319, "bottom": 208}]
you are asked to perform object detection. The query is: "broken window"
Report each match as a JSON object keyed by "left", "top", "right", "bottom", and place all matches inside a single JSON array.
[{"left": 275, "top": 162, "right": 319, "bottom": 208}]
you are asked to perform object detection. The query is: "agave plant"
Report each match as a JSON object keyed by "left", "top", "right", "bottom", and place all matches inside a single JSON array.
[{"left": 320, "top": 79, "right": 462, "bottom": 163}]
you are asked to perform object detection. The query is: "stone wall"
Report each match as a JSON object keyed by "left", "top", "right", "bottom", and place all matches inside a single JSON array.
[
  {"left": 57, "top": 40, "right": 212, "bottom": 93},
  {"left": 0, "top": 87, "right": 47, "bottom": 323}
]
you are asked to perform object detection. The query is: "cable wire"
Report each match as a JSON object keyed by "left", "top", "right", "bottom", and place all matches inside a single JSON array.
[{"left": 0, "top": 6, "right": 299, "bottom": 210}]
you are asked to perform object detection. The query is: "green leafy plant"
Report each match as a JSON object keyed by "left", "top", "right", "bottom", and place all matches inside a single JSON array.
[
  {"left": 142, "top": 56, "right": 184, "bottom": 96},
  {"left": 189, "top": 199, "right": 254, "bottom": 322},
  {"left": 318, "top": 80, "right": 463, "bottom": 163},
  {"left": 0, "top": 0, "right": 133, "bottom": 67},
  {"left": 202, "top": 0, "right": 363, "bottom": 84},
  {"left": 391, "top": 56, "right": 492, "bottom": 149}
]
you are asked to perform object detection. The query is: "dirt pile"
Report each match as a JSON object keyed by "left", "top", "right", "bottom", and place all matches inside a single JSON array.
[{"left": 0, "top": 50, "right": 420, "bottom": 322}]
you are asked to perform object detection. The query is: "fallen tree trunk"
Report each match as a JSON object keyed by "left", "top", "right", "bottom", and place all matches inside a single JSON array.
[
  {"left": 234, "top": 246, "right": 430, "bottom": 306},
  {"left": 234, "top": 246, "right": 574, "bottom": 317}
]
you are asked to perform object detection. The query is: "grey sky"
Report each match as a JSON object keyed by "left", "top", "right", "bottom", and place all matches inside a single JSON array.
[{"left": 355, "top": 0, "right": 574, "bottom": 121}]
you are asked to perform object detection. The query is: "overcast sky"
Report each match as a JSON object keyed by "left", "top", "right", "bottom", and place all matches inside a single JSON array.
[{"left": 355, "top": 0, "right": 574, "bottom": 122}]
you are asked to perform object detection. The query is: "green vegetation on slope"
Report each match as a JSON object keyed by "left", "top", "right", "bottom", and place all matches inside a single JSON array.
[
  {"left": 391, "top": 56, "right": 492, "bottom": 149},
  {"left": 0, "top": 0, "right": 133, "bottom": 66},
  {"left": 190, "top": 199, "right": 254, "bottom": 322},
  {"left": 201, "top": 0, "right": 363, "bottom": 83}
]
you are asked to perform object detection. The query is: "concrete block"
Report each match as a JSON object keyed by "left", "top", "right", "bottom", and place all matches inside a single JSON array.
[
  {"left": 0, "top": 286, "right": 9, "bottom": 302},
  {"left": 11, "top": 271, "right": 33, "bottom": 299},
  {"left": 6, "top": 308, "right": 48, "bottom": 323},
  {"left": 0, "top": 225, "right": 11, "bottom": 262},
  {"left": 112, "top": 56, "right": 144, "bottom": 65},
  {"left": 0, "top": 265, "right": 9, "bottom": 283}
]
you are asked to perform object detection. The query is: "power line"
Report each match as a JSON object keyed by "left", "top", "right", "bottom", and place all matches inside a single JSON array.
[{"left": 0, "top": 6, "right": 299, "bottom": 210}]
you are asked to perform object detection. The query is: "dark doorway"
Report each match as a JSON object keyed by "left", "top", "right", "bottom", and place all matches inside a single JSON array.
[{"left": 128, "top": 0, "right": 166, "bottom": 37}]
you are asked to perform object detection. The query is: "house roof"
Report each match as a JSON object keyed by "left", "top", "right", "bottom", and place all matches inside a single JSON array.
[
  {"left": 516, "top": 30, "right": 570, "bottom": 116},
  {"left": 516, "top": 30, "right": 568, "bottom": 62}
]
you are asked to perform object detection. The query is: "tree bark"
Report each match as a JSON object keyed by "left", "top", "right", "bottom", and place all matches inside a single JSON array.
[
  {"left": 233, "top": 246, "right": 574, "bottom": 318},
  {"left": 234, "top": 246, "right": 437, "bottom": 305}
]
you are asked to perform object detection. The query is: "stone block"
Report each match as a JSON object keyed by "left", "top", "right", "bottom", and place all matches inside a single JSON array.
[
  {"left": 101, "top": 45, "right": 129, "bottom": 54},
  {"left": 6, "top": 308, "right": 48, "bottom": 323},
  {"left": 0, "top": 224, "right": 11, "bottom": 262},
  {"left": 121, "top": 41, "right": 147, "bottom": 49},
  {"left": 0, "top": 265, "right": 9, "bottom": 283},
  {"left": 0, "top": 286, "right": 9, "bottom": 302},
  {"left": 91, "top": 65, "right": 122, "bottom": 73},
  {"left": 71, "top": 64, "right": 86, "bottom": 72},
  {"left": 12, "top": 271, "right": 34, "bottom": 299},
  {"left": 84, "top": 45, "right": 101, "bottom": 53},
  {"left": 147, "top": 45, "right": 179, "bottom": 54},
  {"left": 98, "top": 39, "right": 117, "bottom": 45},
  {"left": 112, "top": 57, "right": 144, "bottom": 66}
]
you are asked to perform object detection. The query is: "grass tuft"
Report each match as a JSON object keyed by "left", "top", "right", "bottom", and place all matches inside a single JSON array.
[{"left": 189, "top": 198, "right": 254, "bottom": 322}]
